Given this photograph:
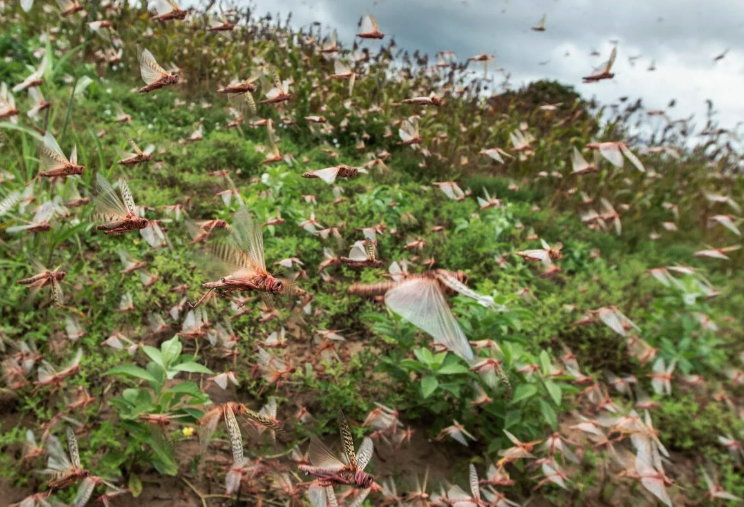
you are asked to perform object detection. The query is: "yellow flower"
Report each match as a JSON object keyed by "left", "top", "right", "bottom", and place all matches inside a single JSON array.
[{"left": 182, "top": 427, "right": 195, "bottom": 437}]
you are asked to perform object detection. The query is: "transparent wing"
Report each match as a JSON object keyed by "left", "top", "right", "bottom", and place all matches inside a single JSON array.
[
  {"left": 365, "top": 239, "right": 377, "bottom": 260},
  {"left": 0, "top": 191, "right": 20, "bottom": 217},
  {"left": 326, "top": 486, "right": 340, "bottom": 507},
  {"left": 307, "top": 438, "right": 346, "bottom": 470},
  {"left": 348, "top": 241, "right": 369, "bottom": 261},
  {"left": 118, "top": 179, "right": 137, "bottom": 215},
  {"left": 597, "top": 308, "right": 626, "bottom": 336},
  {"left": 469, "top": 464, "right": 480, "bottom": 500},
  {"left": 360, "top": 14, "right": 374, "bottom": 34},
  {"left": 231, "top": 208, "right": 266, "bottom": 271},
  {"left": 198, "top": 410, "right": 221, "bottom": 455},
  {"left": 94, "top": 173, "right": 129, "bottom": 219},
  {"left": 399, "top": 123, "right": 413, "bottom": 142},
  {"left": 334, "top": 59, "right": 350, "bottom": 75},
  {"left": 268, "top": 67, "right": 282, "bottom": 90},
  {"left": 51, "top": 278, "right": 64, "bottom": 306},
  {"left": 153, "top": 0, "right": 174, "bottom": 15},
  {"left": 66, "top": 426, "right": 81, "bottom": 468},
  {"left": 635, "top": 456, "right": 671, "bottom": 506},
  {"left": 33, "top": 201, "right": 55, "bottom": 224},
  {"left": 621, "top": 145, "right": 645, "bottom": 172},
  {"left": 224, "top": 405, "right": 245, "bottom": 463},
  {"left": 571, "top": 147, "right": 588, "bottom": 172},
  {"left": 138, "top": 49, "right": 167, "bottom": 86},
  {"left": 306, "top": 485, "right": 327, "bottom": 507},
  {"left": 348, "top": 488, "right": 370, "bottom": 507},
  {"left": 73, "top": 477, "right": 96, "bottom": 507},
  {"left": 241, "top": 406, "right": 281, "bottom": 430},
  {"left": 212, "top": 373, "right": 228, "bottom": 390},
  {"left": 518, "top": 249, "right": 550, "bottom": 263},
  {"left": 309, "top": 167, "right": 340, "bottom": 184},
  {"left": 599, "top": 144, "right": 623, "bottom": 167},
  {"left": 44, "top": 434, "right": 73, "bottom": 472},
  {"left": 385, "top": 278, "right": 474, "bottom": 361},
  {"left": 355, "top": 437, "right": 374, "bottom": 471},
  {"left": 125, "top": 133, "right": 143, "bottom": 155},
  {"left": 338, "top": 410, "right": 359, "bottom": 469},
  {"left": 437, "top": 183, "right": 458, "bottom": 200},
  {"left": 39, "top": 132, "right": 69, "bottom": 172},
  {"left": 606, "top": 46, "right": 617, "bottom": 72},
  {"left": 436, "top": 270, "right": 498, "bottom": 309}
]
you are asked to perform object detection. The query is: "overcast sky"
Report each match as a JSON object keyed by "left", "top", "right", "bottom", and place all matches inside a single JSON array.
[{"left": 245, "top": 0, "right": 744, "bottom": 134}]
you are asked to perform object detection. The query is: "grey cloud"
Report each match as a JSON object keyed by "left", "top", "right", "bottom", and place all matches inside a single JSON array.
[{"left": 246, "top": 0, "right": 744, "bottom": 128}]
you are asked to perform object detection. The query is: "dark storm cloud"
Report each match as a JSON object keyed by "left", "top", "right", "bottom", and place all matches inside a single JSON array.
[{"left": 247, "top": 0, "right": 744, "bottom": 128}]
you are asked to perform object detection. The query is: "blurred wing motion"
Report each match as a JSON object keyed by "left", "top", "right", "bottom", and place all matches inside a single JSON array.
[
  {"left": 231, "top": 208, "right": 266, "bottom": 272},
  {"left": 436, "top": 270, "right": 500, "bottom": 309},
  {"left": 94, "top": 173, "right": 131, "bottom": 220},
  {"left": 385, "top": 277, "right": 474, "bottom": 361}
]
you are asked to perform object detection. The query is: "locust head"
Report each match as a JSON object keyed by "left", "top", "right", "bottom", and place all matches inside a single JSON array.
[
  {"left": 131, "top": 217, "right": 149, "bottom": 229},
  {"left": 266, "top": 277, "right": 284, "bottom": 295},
  {"left": 356, "top": 471, "right": 375, "bottom": 489},
  {"left": 69, "top": 164, "right": 85, "bottom": 175}
]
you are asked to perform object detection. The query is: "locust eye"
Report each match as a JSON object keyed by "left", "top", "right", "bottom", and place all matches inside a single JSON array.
[{"left": 221, "top": 278, "right": 226, "bottom": 283}]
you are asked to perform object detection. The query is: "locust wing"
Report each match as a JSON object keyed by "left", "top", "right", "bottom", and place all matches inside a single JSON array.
[{"left": 385, "top": 277, "right": 474, "bottom": 361}]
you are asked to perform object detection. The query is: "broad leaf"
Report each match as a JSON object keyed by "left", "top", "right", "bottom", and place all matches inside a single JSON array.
[
  {"left": 172, "top": 362, "right": 214, "bottom": 374},
  {"left": 510, "top": 384, "right": 537, "bottom": 404},
  {"left": 106, "top": 365, "right": 157, "bottom": 383},
  {"left": 421, "top": 376, "right": 439, "bottom": 398},
  {"left": 545, "top": 381, "right": 562, "bottom": 406},
  {"left": 539, "top": 399, "right": 557, "bottom": 429}
]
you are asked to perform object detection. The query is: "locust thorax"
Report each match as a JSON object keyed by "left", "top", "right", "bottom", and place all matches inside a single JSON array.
[{"left": 204, "top": 278, "right": 234, "bottom": 290}]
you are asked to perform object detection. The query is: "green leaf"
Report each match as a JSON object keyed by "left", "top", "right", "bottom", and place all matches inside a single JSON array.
[
  {"left": 539, "top": 350, "right": 552, "bottom": 375},
  {"left": 147, "top": 362, "right": 167, "bottom": 390},
  {"left": 510, "top": 384, "right": 538, "bottom": 404},
  {"left": 545, "top": 381, "right": 562, "bottom": 406},
  {"left": 431, "top": 352, "right": 448, "bottom": 369},
  {"left": 122, "top": 388, "right": 141, "bottom": 403},
  {"left": 172, "top": 362, "right": 214, "bottom": 374},
  {"left": 166, "top": 381, "right": 204, "bottom": 397},
  {"left": 399, "top": 359, "right": 425, "bottom": 372},
  {"left": 151, "top": 457, "right": 179, "bottom": 476},
  {"left": 413, "top": 348, "right": 434, "bottom": 366},
  {"left": 504, "top": 410, "right": 522, "bottom": 429},
  {"left": 421, "top": 376, "right": 439, "bottom": 398},
  {"left": 439, "top": 382, "right": 461, "bottom": 397},
  {"left": 160, "top": 336, "right": 182, "bottom": 366},
  {"left": 437, "top": 363, "right": 470, "bottom": 375},
  {"left": 179, "top": 408, "right": 206, "bottom": 420},
  {"left": 105, "top": 365, "right": 157, "bottom": 383},
  {"left": 539, "top": 399, "right": 557, "bottom": 429},
  {"left": 0, "top": 122, "right": 44, "bottom": 142},
  {"left": 128, "top": 474, "right": 143, "bottom": 498},
  {"left": 74, "top": 76, "right": 94, "bottom": 96},
  {"left": 88, "top": 129, "right": 105, "bottom": 182},
  {"left": 141, "top": 345, "right": 165, "bottom": 368}
]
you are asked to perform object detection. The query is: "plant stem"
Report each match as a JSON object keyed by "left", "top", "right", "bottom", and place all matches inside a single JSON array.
[
  {"left": 60, "top": 73, "right": 79, "bottom": 145},
  {"left": 181, "top": 477, "right": 231, "bottom": 507}
]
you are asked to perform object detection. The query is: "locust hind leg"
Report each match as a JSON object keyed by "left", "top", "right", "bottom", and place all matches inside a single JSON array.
[{"left": 189, "top": 288, "right": 214, "bottom": 309}]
